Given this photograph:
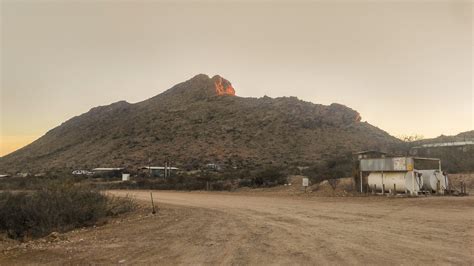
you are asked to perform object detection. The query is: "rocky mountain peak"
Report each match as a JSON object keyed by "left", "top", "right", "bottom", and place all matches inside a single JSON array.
[{"left": 155, "top": 74, "right": 236, "bottom": 103}]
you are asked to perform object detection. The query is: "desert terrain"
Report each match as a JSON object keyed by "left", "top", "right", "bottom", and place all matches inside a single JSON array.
[{"left": 1, "top": 190, "right": 473, "bottom": 265}]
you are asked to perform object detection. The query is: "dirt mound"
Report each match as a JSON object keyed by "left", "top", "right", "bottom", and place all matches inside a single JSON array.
[{"left": 310, "top": 177, "right": 355, "bottom": 196}]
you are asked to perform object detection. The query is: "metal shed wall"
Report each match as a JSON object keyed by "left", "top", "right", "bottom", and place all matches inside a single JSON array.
[{"left": 360, "top": 157, "right": 414, "bottom": 172}]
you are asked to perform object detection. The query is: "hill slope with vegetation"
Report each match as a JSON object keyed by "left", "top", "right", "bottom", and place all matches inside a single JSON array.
[{"left": 0, "top": 74, "right": 401, "bottom": 174}]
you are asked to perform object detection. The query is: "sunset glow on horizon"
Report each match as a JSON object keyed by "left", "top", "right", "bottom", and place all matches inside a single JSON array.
[{"left": 1, "top": 1, "right": 472, "bottom": 157}]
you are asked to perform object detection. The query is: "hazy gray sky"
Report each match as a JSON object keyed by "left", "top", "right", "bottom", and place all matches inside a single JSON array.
[{"left": 1, "top": 0, "right": 473, "bottom": 156}]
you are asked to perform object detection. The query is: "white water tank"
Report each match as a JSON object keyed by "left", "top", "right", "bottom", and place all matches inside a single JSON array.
[
  {"left": 122, "top": 173, "right": 130, "bottom": 181},
  {"left": 418, "top": 170, "right": 448, "bottom": 192},
  {"left": 368, "top": 172, "right": 423, "bottom": 193}
]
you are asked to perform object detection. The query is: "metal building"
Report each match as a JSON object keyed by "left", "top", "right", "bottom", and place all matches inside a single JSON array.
[
  {"left": 91, "top": 167, "right": 124, "bottom": 178},
  {"left": 141, "top": 166, "right": 179, "bottom": 178}
]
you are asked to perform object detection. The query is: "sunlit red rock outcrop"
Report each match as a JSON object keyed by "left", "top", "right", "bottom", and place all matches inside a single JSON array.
[{"left": 212, "top": 75, "right": 235, "bottom": 96}]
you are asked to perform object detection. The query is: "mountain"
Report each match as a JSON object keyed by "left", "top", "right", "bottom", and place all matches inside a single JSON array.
[
  {"left": 410, "top": 130, "right": 474, "bottom": 173},
  {"left": 416, "top": 131, "right": 474, "bottom": 145},
  {"left": 0, "top": 74, "right": 401, "bottom": 174}
]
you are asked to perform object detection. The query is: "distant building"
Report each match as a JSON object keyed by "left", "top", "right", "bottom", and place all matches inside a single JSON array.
[
  {"left": 205, "top": 163, "right": 221, "bottom": 171},
  {"left": 92, "top": 168, "right": 124, "bottom": 178},
  {"left": 16, "top": 172, "right": 30, "bottom": 178},
  {"left": 410, "top": 141, "right": 474, "bottom": 155},
  {"left": 141, "top": 166, "right": 179, "bottom": 178},
  {"left": 415, "top": 141, "right": 474, "bottom": 148},
  {"left": 72, "top": 170, "right": 94, "bottom": 176},
  {"left": 353, "top": 150, "right": 387, "bottom": 160}
]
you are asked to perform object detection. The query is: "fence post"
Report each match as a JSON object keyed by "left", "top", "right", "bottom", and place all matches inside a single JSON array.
[{"left": 150, "top": 192, "right": 156, "bottom": 214}]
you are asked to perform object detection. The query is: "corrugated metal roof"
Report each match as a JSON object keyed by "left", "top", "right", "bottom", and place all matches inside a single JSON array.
[
  {"left": 142, "top": 166, "right": 179, "bottom": 170},
  {"left": 354, "top": 150, "right": 387, "bottom": 155},
  {"left": 412, "top": 141, "right": 474, "bottom": 149},
  {"left": 360, "top": 157, "right": 441, "bottom": 172},
  {"left": 92, "top": 168, "right": 123, "bottom": 171}
]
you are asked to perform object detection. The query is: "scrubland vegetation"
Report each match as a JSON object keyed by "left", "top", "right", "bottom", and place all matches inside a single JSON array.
[
  {"left": 100, "top": 166, "right": 288, "bottom": 191},
  {"left": 0, "top": 158, "right": 365, "bottom": 241},
  {"left": 0, "top": 181, "right": 136, "bottom": 240}
]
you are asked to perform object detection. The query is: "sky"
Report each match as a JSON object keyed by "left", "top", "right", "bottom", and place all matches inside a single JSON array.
[{"left": 1, "top": 0, "right": 473, "bottom": 157}]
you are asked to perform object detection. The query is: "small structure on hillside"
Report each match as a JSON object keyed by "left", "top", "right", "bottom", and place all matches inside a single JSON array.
[
  {"left": 122, "top": 173, "right": 131, "bottom": 181},
  {"left": 92, "top": 168, "right": 124, "bottom": 178},
  {"left": 72, "top": 170, "right": 93, "bottom": 176},
  {"left": 353, "top": 150, "right": 387, "bottom": 160},
  {"left": 16, "top": 172, "right": 30, "bottom": 178},
  {"left": 411, "top": 140, "right": 474, "bottom": 150},
  {"left": 357, "top": 156, "right": 449, "bottom": 195},
  {"left": 205, "top": 163, "right": 221, "bottom": 171},
  {"left": 141, "top": 166, "right": 179, "bottom": 178}
]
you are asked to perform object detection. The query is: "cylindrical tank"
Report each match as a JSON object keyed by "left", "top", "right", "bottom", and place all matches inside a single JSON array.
[
  {"left": 419, "top": 170, "right": 448, "bottom": 192},
  {"left": 368, "top": 172, "right": 422, "bottom": 193}
]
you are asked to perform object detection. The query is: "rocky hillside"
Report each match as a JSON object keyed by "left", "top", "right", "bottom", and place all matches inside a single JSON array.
[
  {"left": 0, "top": 74, "right": 401, "bottom": 173},
  {"left": 410, "top": 130, "right": 474, "bottom": 173},
  {"left": 416, "top": 131, "right": 474, "bottom": 144}
]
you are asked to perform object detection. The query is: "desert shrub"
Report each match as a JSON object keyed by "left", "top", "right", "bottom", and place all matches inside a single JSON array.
[
  {"left": 106, "top": 195, "right": 137, "bottom": 217},
  {"left": 0, "top": 175, "right": 90, "bottom": 191},
  {"left": 252, "top": 166, "right": 287, "bottom": 187},
  {"left": 238, "top": 178, "right": 254, "bottom": 188},
  {"left": 303, "top": 156, "right": 352, "bottom": 183},
  {"left": 220, "top": 169, "right": 251, "bottom": 180},
  {"left": 0, "top": 182, "right": 136, "bottom": 240},
  {"left": 99, "top": 166, "right": 286, "bottom": 191},
  {"left": 210, "top": 167, "right": 287, "bottom": 189},
  {"left": 0, "top": 177, "right": 54, "bottom": 190},
  {"left": 209, "top": 180, "right": 233, "bottom": 191}
]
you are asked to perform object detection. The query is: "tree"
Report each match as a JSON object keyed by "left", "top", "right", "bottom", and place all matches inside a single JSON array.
[{"left": 398, "top": 134, "right": 424, "bottom": 143}]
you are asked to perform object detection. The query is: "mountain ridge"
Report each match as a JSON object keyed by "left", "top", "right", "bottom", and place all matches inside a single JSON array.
[{"left": 0, "top": 74, "right": 400, "bottom": 173}]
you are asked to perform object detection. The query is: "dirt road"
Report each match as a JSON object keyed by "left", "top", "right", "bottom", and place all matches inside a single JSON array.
[{"left": 1, "top": 191, "right": 473, "bottom": 265}]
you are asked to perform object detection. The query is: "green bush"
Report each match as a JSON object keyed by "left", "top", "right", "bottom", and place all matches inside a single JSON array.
[{"left": 0, "top": 182, "right": 136, "bottom": 240}]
